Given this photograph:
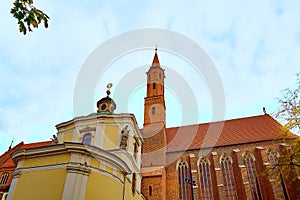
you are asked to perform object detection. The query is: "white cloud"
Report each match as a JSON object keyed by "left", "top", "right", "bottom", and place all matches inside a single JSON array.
[{"left": 1, "top": 0, "right": 300, "bottom": 153}]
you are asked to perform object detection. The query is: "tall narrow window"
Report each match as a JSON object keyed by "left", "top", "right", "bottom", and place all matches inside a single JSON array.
[
  {"left": 153, "top": 83, "right": 156, "bottom": 89},
  {"left": 267, "top": 149, "right": 286, "bottom": 199},
  {"left": 152, "top": 107, "right": 156, "bottom": 114},
  {"left": 132, "top": 173, "right": 136, "bottom": 195},
  {"left": 133, "top": 141, "right": 138, "bottom": 161},
  {"left": 149, "top": 185, "right": 152, "bottom": 196},
  {"left": 267, "top": 149, "right": 279, "bottom": 165},
  {"left": 82, "top": 133, "right": 92, "bottom": 145},
  {"left": 243, "top": 152, "right": 261, "bottom": 200},
  {"left": 198, "top": 157, "right": 213, "bottom": 199},
  {"left": 220, "top": 155, "right": 237, "bottom": 199},
  {"left": 0, "top": 172, "right": 9, "bottom": 185},
  {"left": 177, "top": 160, "right": 191, "bottom": 200}
]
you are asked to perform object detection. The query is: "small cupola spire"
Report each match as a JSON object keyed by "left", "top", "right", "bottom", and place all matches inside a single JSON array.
[
  {"left": 151, "top": 46, "right": 160, "bottom": 67},
  {"left": 97, "top": 83, "right": 116, "bottom": 114}
]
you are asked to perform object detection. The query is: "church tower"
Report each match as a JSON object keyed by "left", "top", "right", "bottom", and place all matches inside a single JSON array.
[
  {"left": 144, "top": 48, "right": 166, "bottom": 126},
  {"left": 141, "top": 48, "right": 167, "bottom": 200},
  {"left": 142, "top": 48, "right": 167, "bottom": 167}
]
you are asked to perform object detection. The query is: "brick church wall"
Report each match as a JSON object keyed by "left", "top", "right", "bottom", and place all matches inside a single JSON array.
[{"left": 160, "top": 140, "right": 289, "bottom": 200}]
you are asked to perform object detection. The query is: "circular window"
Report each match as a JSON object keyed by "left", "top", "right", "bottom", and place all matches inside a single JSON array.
[{"left": 101, "top": 104, "right": 107, "bottom": 110}]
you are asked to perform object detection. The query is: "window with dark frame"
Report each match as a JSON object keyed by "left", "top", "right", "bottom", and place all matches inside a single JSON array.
[
  {"left": 220, "top": 155, "right": 237, "bottom": 199},
  {"left": 199, "top": 157, "right": 213, "bottom": 199},
  {"left": 132, "top": 173, "right": 136, "bottom": 195},
  {"left": 0, "top": 172, "right": 9, "bottom": 185},
  {"left": 177, "top": 160, "right": 191, "bottom": 200},
  {"left": 149, "top": 185, "right": 152, "bottom": 196},
  {"left": 243, "top": 152, "right": 261, "bottom": 200},
  {"left": 82, "top": 133, "right": 92, "bottom": 145}
]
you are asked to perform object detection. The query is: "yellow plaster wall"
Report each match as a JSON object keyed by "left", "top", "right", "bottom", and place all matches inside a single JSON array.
[
  {"left": 12, "top": 169, "right": 66, "bottom": 200},
  {"left": 63, "top": 130, "right": 74, "bottom": 142},
  {"left": 103, "top": 125, "right": 119, "bottom": 150},
  {"left": 85, "top": 172, "right": 123, "bottom": 200},
  {"left": 22, "top": 155, "right": 69, "bottom": 168}
]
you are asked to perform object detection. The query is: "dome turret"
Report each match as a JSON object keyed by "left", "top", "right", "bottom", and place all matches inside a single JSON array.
[{"left": 97, "top": 83, "right": 116, "bottom": 114}]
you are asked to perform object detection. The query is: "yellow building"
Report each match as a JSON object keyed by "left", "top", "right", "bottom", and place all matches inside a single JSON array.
[{"left": 6, "top": 87, "right": 145, "bottom": 200}]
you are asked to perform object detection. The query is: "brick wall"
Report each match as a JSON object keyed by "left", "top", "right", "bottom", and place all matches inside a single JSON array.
[{"left": 155, "top": 140, "right": 293, "bottom": 200}]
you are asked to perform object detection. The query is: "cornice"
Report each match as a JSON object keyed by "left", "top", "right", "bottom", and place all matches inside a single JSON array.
[{"left": 11, "top": 143, "right": 131, "bottom": 175}]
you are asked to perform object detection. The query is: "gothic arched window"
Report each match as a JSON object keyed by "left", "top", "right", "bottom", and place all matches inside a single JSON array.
[
  {"left": 243, "top": 152, "right": 261, "bottom": 200},
  {"left": 82, "top": 133, "right": 92, "bottom": 145},
  {"left": 220, "top": 155, "right": 237, "bottom": 199},
  {"left": 198, "top": 157, "right": 213, "bottom": 199},
  {"left": 267, "top": 149, "right": 280, "bottom": 164},
  {"left": 177, "top": 160, "right": 191, "bottom": 200},
  {"left": 0, "top": 172, "right": 9, "bottom": 185},
  {"left": 266, "top": 148, "right": 286, "bottom": 199}
]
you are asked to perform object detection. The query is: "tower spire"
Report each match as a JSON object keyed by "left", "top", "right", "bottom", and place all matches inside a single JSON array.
[{"left": 151, "top": 46, "right": 160, "bottom": 67}]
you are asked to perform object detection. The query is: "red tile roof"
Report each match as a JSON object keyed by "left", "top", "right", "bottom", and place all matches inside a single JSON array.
[
  {"left": 0, "top": 141, "right": 52, "bottom": 168},
  {"left": 166, "top": 114, "right": 296, "bottom": 152},
  {"left": 22, "top": 141, "right": 52, "bottom": 149}
]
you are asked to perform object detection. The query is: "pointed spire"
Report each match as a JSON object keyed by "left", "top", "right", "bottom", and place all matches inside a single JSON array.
[{"left": 151, "top": 46, "right": 160, "bottom": 67}]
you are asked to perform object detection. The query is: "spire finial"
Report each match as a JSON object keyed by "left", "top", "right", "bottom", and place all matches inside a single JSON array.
[
  {"left": 8, "top": 138, "right": 14, "bottom": 150},
  {"left": 155, "top": 45, "right": 157, "bottom": 53},
  {"left": 106, "top": 83, "right": 112, "bottom": 96}
]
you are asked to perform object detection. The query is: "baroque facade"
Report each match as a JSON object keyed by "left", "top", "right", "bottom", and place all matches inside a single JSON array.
[
  {"left": 0, "top": 49, "right": 299, "bottom": 200},
  {"left": 0, "top": 88, "right": 145, "bottom": 200}
]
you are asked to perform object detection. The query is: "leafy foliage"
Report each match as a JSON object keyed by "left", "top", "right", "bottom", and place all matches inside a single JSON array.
[
  {"left": 10, "top": 0, "right": 49, "bottom": 35},
  {"left": 268, "top": 73, "right": 300, "bottom": 181}
]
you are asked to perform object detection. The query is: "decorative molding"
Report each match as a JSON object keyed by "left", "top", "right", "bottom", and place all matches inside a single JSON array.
[
  {"left": 89, "top": 167, "right": 124, "bottom": 186},
  {"left": 15, "top": 163, "right": 69, "bottom": 172},
  {"left": 66, "top": 163, "right": 91, "bottom": 176},
  {"left": 79, "top": 125, "right": 96, "bottom": 133},
  {"left": 12, "top": 170, "right": 21, "bottom": 179}
]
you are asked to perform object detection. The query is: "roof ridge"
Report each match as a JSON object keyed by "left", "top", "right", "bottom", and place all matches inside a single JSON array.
[
  {"left": 0, "top": 142, "right": 24, "bottom": 166},
  {"left": 166, "top": 114, "right": 269, "bottom": 129}
]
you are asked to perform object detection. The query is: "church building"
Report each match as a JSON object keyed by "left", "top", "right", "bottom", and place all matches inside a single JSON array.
[
  {"left": 0, "top": 49, "right": 299, "bottom": 200},
  {"left": 140, "top": 49, "right": 299, "bottom": 200}
]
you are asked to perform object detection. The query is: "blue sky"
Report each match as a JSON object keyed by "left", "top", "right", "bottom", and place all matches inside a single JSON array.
[{"left": 0, "top": 0, "right": 299, "bottom": 154}]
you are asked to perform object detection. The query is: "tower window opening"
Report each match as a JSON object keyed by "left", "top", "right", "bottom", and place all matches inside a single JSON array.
[
  {"left": 159, "top": 73, "right": 161, "bottom": 79},
  {"left": 152, "top": 107, "right": 156, "bottom": 114},
  {"left": 153, "top": 83, "right": 156, "bottom": 89}
]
